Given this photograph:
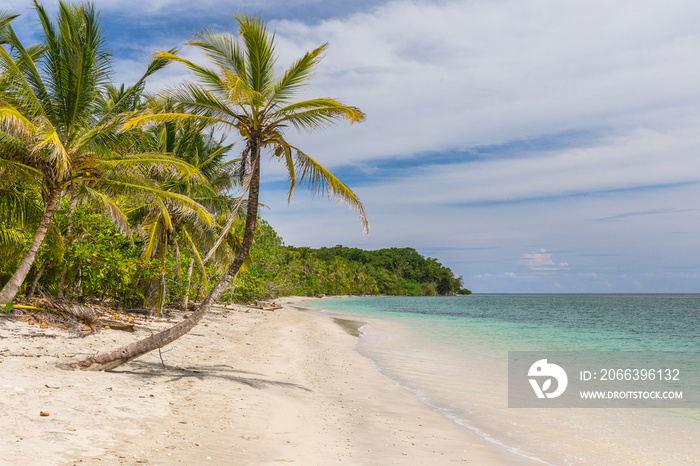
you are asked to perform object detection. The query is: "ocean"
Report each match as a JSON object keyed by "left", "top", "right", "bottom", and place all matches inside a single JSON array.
[{"left": 301, "top": 294, "right": 700, "bottom": 465}]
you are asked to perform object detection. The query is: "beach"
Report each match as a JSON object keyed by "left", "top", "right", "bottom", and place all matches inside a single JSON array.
[
  {"left": 306, "top": 295, "right": 700, "bottom": 465},
  {"left": 0, "top": 298, "right": 533, "bottom": 465}
]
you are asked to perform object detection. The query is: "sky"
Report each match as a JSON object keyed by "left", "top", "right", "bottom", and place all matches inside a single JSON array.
[{"left": 4, "top": 0, "right": 700, "bottom": 293}]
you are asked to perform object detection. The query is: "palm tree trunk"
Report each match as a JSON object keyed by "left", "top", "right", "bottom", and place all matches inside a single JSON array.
[
  {"left": 58, "top": 197, "right": 80, "bottom": 298},
  {"left": 0, "top": 187, "right": 62, "bottom": 306},
  {"left": 183, "top": 258, "right": 194, "bottom": 311},
  {"left": 158, "top": 269, "right": 166, "bottom": 317},
  {"left": 57, "top": 269, "right": 67, "bottom": 298},
  {"left": 26, "top": 261, "right": 48, "bottom": 299},
  {"left": 75, "top": 265, "right": 83, "bottom": 297},
  {"left": 74, "top": 150, "right": 261, "bottom": 371},
  {"left": 173, "top": 239, "right": 182, "bottom": 279},
  {"left": 201, "top": 182, "right": 249, "bottom": 264}
]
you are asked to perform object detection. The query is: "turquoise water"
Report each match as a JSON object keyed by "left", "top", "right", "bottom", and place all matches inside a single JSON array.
[
  {"left": 306, "top": 294, "right": 700, "bottom": 352},
  {"left": 302, "top": 294, "right": 700, "bottom": 464}
]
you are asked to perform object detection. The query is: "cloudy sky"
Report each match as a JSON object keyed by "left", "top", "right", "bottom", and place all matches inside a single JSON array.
[{"left": 5, "top": 0, "right": 700, "bottom": 293}]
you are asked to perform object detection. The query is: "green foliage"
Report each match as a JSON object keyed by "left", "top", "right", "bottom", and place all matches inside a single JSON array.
[
  {"left": 6, "top": 198, "right": 470, "bottom": 305},
  {"left": 0, "top": 7, "right": 467, "bottom": 309},
  {"left": 50, "top": 204, "right": 153, "bottom": 305},
  {"left": 0, "top": 1, "right": 195, "bottom": 304},
  {"left": 229, "top": 224, "right": 470, "bottom": 302},
  {"left": 11, "top": 201, "right": 211, "bottom": 308},
  {"left": 0, "top": 182, "right": 39, "bottom": 280}
]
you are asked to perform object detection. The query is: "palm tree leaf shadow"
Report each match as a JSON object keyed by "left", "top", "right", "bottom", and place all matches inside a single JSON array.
[{"left": 114, "top": 361, "right": 312, "bottom": 391}]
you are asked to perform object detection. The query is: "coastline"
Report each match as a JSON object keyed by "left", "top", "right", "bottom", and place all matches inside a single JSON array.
[
  {"left": 304, "top": 295, "right": 700, "bottom": 465},
  {"left": 0, "top": 297, "right": 533, "bottom": 465}
]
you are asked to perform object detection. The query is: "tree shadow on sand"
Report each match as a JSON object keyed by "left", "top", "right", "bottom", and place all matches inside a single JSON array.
[{"left": 113, "top": 361, "right": 312, "bottom": 391}]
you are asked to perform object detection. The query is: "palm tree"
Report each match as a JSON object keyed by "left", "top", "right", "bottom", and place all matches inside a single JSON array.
[
  {"left": 0, "top": 1, "right": 201, "bottom": 305},
  {"left": 75, "top": 13, "right": 367, "bottom": 371},
  {"left": 130, "top": 118, "right": 235, "bottom": 313},
  {"left": 150, "top": 120, "right": 244, "bottom": 310},
  {"left": 0, "top": 179, "right": 44, "bottom": 278}
]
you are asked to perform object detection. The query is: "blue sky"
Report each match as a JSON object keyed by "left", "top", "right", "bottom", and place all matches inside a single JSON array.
[{"left": 5, "top": 0, "right": 700, "bottom": 293}]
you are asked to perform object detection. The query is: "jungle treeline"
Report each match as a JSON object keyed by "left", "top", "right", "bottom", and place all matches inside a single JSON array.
[
  {"left": 238, "top": 221, "right": 470, "bottom": 300},
  {"left": 2, "top": 202, "right": 469, "bottom": 308}
]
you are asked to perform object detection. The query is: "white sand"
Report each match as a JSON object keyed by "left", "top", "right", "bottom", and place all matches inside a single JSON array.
[{"left": 0, "top": 298, "right": 534, "bottom": 465}]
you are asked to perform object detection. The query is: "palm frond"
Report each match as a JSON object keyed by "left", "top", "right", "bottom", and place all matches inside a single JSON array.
[
  {"left": 292, "top": 148, "right": 368, "bottom": 235},
  {"left": 0, "top": 104, "right": 36, "bottom": 140},
  {"left": 0, "top": 12, "right": 19, "bottom": 32},
  {"left": 0, "top": 227, "right": 26, "bottom": 253},
  {"left": 103, "top": 179, "right": 214, "bottom": 228},
  {"left": 121, "top": 110, "right": 229, "bottom": 133},
  {"left": 273, "top": 98, "right": 365, "bottom": 131},
  {"left": 98, "top": 152, "right": 207, "bottom": 183},
  {"left": 81, "top": 185, "right": 131, "bottom": 238},
  {"left": 96, "top": 51, "right": 172, "bottom": 121},
  {"left": 139, "top": 214, "right": 162, "bottom": 259},
  {"left": 40, "top": 1, "right": 111, "bottom": 132},
  {"left": 153, "top": 49, "right": 228, "bottom": 97},
  {"left": 187, "top": 29, "right": 246, "bottom": 80},
  {"left": 0, "top": 182, "right": 44, "bottom": 227},
  {"left": 33, "top": 116, "right": 71, "bottom": 181},
  {"left": 233, "top": 14, "right": 277, "bottom": 94},
  {"left": 268, "top": 43, "right": 327, "bottom": 106},
  {"left": 0, "top": 25, "right": 48, "bottom": 118},
  {"left": 181, "top": 228, "right": 208, "bottom": 283},
  {"left": 0, "top": 158, "right": 44, "bottom": 185}
]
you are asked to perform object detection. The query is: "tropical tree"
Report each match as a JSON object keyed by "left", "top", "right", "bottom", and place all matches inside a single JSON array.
[
  {"left": 75, "top": 13, "right": 367, "bottom": 370},
  {"left": 0, "top": 1, "right": 201, "bottom": 305},
  {"left": 131, "top": 118, "right": 235, "bottom": 313},
  {"left": 0, "top": 178, "right": 45, "bottom": 279}
]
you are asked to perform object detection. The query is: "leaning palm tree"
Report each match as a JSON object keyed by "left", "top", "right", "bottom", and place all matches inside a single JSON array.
[
  {"left": 0, "top": 1, "right": 200, "bottom": 305},
  {"left": 75, "top": 14, "right": 367, "bottom": 371}
]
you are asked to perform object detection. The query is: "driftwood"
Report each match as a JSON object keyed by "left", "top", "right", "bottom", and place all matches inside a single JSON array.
[
  {"left": 2, "top": 301, "right": 95, "bottom": 335},
  {"left": 3, "top": 298, "right": 138, "bottom": 335},
  {"left": 248, "top": 301, "right": 282, "bottom": 311},
  {"left": 113, "top": 308, "right": 152, "bottom": 316},
  {"left": 93, "top": 319, "right": 135, "bottom": 332}
]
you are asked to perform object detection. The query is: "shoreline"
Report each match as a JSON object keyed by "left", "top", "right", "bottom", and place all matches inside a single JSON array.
[
  {"left": 1, "top": 297, "right": 533, "bottom": 465},
  {"left": 302, "top": 295, "right": 700, "bottom": 465}
]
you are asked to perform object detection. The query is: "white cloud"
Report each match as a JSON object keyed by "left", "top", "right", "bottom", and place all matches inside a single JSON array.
[
  {"left": 521, "top": 249, "right": 569, "bottom": 271},
  {"left": 267, "top": 0, "right": 700, "bottom": 166},
  {"left": 343, "top": 122, "right": 700, "bottom": 207},
  {"left": 5, "top": 0, "right": 700, "bottom": 292},
  {"left": 522, "top": 249, "right": 556, "bottom": 268}
]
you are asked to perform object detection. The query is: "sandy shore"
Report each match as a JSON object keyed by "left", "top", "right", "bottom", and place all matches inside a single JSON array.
[{"left": 0, "top": 297, "right": 534, "bottom": 465}]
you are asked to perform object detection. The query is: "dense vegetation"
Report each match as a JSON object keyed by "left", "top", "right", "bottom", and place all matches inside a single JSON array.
[
  {"left": 0, "top": 3, "right": 468, "bottom": 319},
  {"left": 229, "top": 221, "right": 469, "bottom": 301},
  {"left": 1, "top": 203, "right": 469, "bottom": 307}
]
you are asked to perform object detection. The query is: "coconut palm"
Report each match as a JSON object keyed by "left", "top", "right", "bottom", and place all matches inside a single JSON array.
[
  {"left": 131, "top": 118, "right": 237, "bottom": 313},
  {"left": 76, "top": 13, "right": 367, "bottom": 370},
  {"left": 0, "top": 180, "right": 44, "bottom": 277},
  {"left": 151, "top": 120, "right": 246, "bottom": 310},
  {"left": 0, "top": 1, "right": 203, "bottom": 305}
]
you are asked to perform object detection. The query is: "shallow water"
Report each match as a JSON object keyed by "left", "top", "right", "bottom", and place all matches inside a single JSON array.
[{"left": 304, "top": 295, "right": 700, "bottom": 465}]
